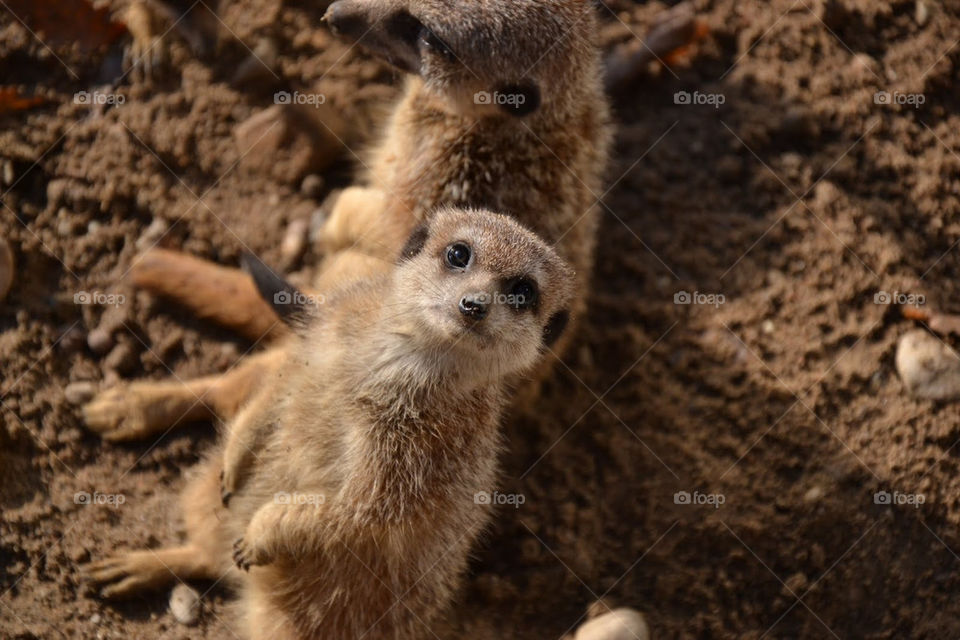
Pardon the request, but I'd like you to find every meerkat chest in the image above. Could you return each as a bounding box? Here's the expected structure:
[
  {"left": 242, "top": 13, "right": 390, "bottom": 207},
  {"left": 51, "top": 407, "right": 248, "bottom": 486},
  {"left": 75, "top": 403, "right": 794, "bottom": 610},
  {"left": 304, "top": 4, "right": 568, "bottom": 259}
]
[{"left": 348, "top": 394, "right": 501, "bottom": 514}]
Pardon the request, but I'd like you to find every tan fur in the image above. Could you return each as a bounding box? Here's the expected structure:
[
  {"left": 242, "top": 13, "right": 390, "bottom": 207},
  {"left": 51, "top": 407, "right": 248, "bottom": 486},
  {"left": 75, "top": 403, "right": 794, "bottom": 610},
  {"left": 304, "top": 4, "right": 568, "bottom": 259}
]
[
  {"left": 84, "top": 0, "right": 610, "bottom": 439},
  {"left": 85, "top": 208, "right": 576, "bottom": 639},
  {"left": 131, "top": 248, "right": 290, "bottom": 342}
]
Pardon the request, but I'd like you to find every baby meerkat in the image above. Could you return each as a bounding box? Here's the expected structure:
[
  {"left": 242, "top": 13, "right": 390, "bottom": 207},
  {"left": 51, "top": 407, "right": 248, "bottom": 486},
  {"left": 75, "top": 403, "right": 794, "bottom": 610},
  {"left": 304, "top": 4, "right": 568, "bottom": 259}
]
[
  {"left": 85, "top": 208, "right": 575, "bottom": 640},
  {"left": 83, "top": 0, "right": 610, "bottom": 440}
]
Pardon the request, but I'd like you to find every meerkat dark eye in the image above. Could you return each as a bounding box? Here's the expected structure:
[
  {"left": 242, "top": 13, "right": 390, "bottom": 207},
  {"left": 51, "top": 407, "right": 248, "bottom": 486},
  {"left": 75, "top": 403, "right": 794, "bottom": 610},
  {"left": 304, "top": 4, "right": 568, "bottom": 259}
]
[
  {"left": 419, "top": 26, "right": 455, "bottom": 61},
  {"left": 507, "top": 278, "right": 538, "bottom": 310},
  {"left": 445, "top": 243, "right": 471, "bottom": 269}
]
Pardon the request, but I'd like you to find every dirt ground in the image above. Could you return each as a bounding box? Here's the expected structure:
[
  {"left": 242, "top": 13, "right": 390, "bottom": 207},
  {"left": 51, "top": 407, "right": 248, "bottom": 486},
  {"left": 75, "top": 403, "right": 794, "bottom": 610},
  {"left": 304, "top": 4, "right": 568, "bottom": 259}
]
[{"left": 3, "top": 0, "right": 960, "bottom": 638}]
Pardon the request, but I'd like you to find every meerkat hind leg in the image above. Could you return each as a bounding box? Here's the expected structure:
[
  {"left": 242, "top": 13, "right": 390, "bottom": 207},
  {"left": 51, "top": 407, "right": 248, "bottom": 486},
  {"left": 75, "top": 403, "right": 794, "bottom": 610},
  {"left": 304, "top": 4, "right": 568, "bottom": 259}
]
[
  {"left": 84, "top": 545, "right": 215, "bottom": 599},
  {"left": 131, "top": 248, "right": 287, "bottom": 343},
  {"left": 82, "top": 348, "right": 286, "bottom": 441}
]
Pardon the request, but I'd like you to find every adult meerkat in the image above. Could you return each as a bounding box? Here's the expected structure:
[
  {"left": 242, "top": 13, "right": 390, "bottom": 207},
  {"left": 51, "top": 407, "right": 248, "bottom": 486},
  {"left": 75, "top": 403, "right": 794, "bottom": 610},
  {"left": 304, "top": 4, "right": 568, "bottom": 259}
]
[
  {"left": 83, "top": 0, "right": 610, "bottom": 441},
  {"left": 85, "top": 208, "right": 575, "bottom": 639}
]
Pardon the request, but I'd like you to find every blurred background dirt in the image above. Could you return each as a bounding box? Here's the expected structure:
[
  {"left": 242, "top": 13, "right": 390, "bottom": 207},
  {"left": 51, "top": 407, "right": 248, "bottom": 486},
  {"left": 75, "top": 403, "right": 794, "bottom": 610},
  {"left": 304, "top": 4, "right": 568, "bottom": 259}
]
[{"left": 2, "top": 0, "right": 960, "bottom": 638}]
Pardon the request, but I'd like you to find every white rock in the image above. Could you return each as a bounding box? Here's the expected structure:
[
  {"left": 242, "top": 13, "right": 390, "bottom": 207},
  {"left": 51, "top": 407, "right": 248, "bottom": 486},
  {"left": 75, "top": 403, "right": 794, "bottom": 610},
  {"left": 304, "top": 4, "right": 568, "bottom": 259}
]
[
  {"left": 135, "top": 217, "right": 169, "bottom": 251},
  {"left": 64, "top": 381, "right": 98, "bottom": 405},
  {"left": 575, "top": 608, "right": 650, "bottom": 640},
  {"left": 896, "top": 329, "right": 960, "bottom": 401},
  {"left": 281, "top": 218, "right": 309, "bottom": 268},
  {"left": 169, "top": 583, "right": 201, "bottom": 626}
]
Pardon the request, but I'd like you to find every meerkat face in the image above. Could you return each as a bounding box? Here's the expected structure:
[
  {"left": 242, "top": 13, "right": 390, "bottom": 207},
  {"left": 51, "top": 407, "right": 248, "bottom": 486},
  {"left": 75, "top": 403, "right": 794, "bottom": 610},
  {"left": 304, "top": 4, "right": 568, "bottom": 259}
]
[
  {"left": 324, "top": 0, "right": 596, "bottom": 119},
  {"left": 395, "top": 207, "right": 575, "bottom": 379}
]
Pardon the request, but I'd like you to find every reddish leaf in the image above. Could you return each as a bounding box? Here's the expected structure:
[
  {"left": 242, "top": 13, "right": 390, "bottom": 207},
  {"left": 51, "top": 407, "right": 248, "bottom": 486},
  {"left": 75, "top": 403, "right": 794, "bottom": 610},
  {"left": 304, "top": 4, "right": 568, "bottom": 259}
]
[{"left": 0, "top": 87, "right": 48, "bottom": 115}]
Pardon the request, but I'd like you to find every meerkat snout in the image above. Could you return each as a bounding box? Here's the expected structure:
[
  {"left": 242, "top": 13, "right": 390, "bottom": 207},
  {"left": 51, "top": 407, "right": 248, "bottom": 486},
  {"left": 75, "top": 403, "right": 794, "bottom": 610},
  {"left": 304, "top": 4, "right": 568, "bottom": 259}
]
[
  {"left": 323, "top": 2, "right": 366, "bottom": 39},
  {"left": 459, "top": 293, "right": 488, "bottom": 320}
]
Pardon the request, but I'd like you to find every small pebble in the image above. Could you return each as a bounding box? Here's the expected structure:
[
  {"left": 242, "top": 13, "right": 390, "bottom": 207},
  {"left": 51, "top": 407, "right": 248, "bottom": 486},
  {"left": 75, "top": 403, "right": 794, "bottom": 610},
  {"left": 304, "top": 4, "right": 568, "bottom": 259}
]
[
  {"left": 281, "top": 218, "right": 309, "bottom": 268},
  {"left": 90, "top": 613, "right": 101, "bottom": 625},
  {"left": 0, "top": 237, "right": 14, "bottom": 302},
  {"left": 169, "top": 583, "right": 201, "bottom": 626},
  {"left": 87, "top": 328, "right": 114, "bottom": 355},
  {"left": 849, "top": 53, "right": 878, "bottom": 79},
  {"left": 58, "top": 325, "right": 87, "bottom": 354},
  {"left": 64, "top": 381, "right": 98, "bottom": 405},
  {"left": 916, "top": 0, "right": 929, "bottom": 26},
  {"left": 804, "top": 485, "right": 824, "bottom": 502},
  {"left": 136, "top": 217, "right": 170, "bottom": 252},
  {"left": 762, "top": 320, "right": 775, "bottom": 334},
  {"left": 231, "top": 38, "right": 279, "bottom": 88},
  {"left": 574, "top": 608, "right": 649, "bottom": 640},
  {"left": 896, "top": 329, "right": 960, "bottom": 401},
  {"left": 104, "top": 342, "right": 138, "bottom": 375},
  {"left": 781, "top": 107, "right": 819, "bottom": 141},
  {"left": 69, "top": 546, "right": 90, "bottom": 563},
  {"left": 300, "top": 174, "right": 325, "bottom": 199}
]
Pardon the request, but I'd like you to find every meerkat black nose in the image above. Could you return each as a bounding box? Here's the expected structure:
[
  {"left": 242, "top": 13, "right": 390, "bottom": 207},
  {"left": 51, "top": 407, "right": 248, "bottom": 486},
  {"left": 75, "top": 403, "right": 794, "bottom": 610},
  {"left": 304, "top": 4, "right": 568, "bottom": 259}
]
[
  {"left": 324, "top": 1, "right": 366, "bottom": 39},
  {"left": 459, "top": 294, "right": 488, "bottom": 320}
]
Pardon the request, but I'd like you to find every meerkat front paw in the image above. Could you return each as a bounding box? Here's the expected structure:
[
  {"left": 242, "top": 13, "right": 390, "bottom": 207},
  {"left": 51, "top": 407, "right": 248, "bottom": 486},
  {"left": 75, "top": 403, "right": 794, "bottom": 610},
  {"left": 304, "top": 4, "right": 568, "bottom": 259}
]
[{"left": 232, "top": 537, "right": 271, "bottom": 571}]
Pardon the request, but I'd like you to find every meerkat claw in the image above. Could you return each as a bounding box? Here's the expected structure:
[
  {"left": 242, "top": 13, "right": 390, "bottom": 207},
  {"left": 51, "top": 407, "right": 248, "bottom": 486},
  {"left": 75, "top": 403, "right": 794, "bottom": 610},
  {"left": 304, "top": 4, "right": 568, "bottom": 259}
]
[
  {"left": 232, "top": 538, "right": 256, "bottom": 571},
  {"left": 219, "top": 470, "right": 233, "bottom": 507}
]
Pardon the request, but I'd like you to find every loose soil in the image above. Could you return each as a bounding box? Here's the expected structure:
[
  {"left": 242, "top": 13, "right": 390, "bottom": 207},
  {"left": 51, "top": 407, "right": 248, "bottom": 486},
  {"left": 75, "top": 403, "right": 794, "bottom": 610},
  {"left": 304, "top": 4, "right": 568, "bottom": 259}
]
[{"left": 2, "top": 0, "right": 960, "bottom": 638}]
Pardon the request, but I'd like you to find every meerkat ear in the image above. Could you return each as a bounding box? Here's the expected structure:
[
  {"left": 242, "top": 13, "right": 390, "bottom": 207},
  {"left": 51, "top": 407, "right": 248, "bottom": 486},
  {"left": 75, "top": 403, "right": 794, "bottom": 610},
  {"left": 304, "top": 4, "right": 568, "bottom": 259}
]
[
  {"left": 542, "top": 309, "right": 570, "bottom": 347},
  {"left": 495, "top": 81, "right": 541, "bottom": 118},
  {"left": 240, "top": 252, "right": 310, "bottom": 326},
  {"left": 399, "top": 223, "right": 430, "bottom": 262}
]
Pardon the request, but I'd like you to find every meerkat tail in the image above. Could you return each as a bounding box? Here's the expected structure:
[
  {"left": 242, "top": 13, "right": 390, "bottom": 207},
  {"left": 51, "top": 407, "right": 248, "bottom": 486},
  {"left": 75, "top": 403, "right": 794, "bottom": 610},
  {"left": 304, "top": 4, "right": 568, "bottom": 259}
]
[{"left": 130, "top": 249, "right": 288, "bottom": 342}]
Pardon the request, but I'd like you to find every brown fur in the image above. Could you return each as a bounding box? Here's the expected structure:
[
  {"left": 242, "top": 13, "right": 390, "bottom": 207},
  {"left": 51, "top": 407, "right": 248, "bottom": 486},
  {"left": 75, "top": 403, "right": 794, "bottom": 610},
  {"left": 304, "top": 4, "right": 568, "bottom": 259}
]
[
  {"left": 84, "top": 0, "right": 610, "bottom": 440},
  {"left": 85, "top": 208, "right": 576, "bottom": 639}
]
